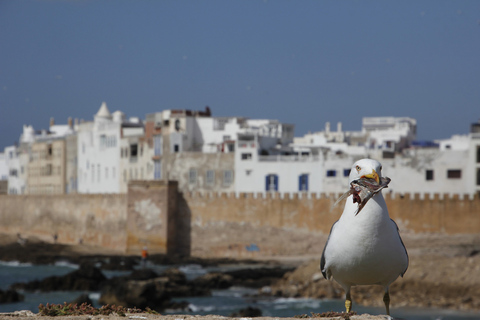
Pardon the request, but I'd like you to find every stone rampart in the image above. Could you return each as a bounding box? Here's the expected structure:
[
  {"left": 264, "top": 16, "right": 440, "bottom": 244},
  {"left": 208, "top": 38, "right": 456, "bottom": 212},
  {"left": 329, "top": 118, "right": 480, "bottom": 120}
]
[
  {"left": 126, "top": 180, "right": 187, "bottom": 255},
  {"left": 0, "top": 188, "right": 479, "bottom": 256},
  {"left": 0, "top": 193, "right": 127, "bottom": 250},
  {"left": 184, "top": 191, "right": 480, "bottom": 234}
]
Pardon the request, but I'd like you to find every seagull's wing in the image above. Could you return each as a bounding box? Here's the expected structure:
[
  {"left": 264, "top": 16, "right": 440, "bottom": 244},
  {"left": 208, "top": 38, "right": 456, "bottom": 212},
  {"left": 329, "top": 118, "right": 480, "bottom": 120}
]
[
  {"left": 390, "top": 218, "right": 409, "bottom": 276},
  {"left": 320, "top": 220, "right": 338, "bottom": 279}
]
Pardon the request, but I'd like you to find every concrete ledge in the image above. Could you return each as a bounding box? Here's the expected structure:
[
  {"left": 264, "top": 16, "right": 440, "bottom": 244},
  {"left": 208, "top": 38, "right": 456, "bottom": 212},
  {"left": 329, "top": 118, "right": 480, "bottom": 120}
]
[{"left": 0, "top": 312, "right": 389, "bottom": 320}]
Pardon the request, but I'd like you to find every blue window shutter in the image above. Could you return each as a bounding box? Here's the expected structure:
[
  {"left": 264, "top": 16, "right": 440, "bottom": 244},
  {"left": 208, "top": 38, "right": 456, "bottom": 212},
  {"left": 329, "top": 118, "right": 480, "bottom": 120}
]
[
  {"left": 274, "top": 175, "right": 278, "bottom": 191},
  {"left": 299, "top": 174, "right": 309, "bottom": 191},
  {"left": 265, "top": 175, "right": 269, "bottom": 191}
]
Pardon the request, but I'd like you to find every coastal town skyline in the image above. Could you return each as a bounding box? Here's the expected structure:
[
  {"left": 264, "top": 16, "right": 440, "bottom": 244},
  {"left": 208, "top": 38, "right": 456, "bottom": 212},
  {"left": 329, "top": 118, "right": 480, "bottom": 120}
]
[
  {"left": 1, "top": 1, "right": 480, "bottom": 150},
  {"left": 1, "top": 101, "right": 477, "bottom": 150}
]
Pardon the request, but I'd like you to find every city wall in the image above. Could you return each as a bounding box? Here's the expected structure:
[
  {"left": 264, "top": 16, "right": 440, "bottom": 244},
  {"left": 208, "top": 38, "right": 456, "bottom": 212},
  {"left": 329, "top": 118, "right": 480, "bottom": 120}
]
[
  {"left": 0, "top": 193, "right": 127, "bottom": 250},
  {"left": 0, "top": 184, "right": 479, "bottom": 256},
  {"left": 184, "top": 191, "right": 480, "bottom": 235}
]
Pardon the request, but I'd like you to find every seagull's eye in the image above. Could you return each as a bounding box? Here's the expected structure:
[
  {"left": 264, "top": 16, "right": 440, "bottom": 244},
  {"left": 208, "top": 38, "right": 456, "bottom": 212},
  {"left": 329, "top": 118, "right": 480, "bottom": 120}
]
[
  {"left": 355, "top": 165, "right": 361, "bottom": 172},
  {"left": 379, "top": 166, "right": 382, "bottom": 171}
]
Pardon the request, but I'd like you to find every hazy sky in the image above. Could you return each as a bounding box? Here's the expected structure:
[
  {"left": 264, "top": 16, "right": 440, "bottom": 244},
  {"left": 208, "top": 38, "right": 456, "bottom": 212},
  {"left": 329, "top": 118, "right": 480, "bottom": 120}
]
[{"left": 1, "top": 0, "right": 479, "bottom": 150}]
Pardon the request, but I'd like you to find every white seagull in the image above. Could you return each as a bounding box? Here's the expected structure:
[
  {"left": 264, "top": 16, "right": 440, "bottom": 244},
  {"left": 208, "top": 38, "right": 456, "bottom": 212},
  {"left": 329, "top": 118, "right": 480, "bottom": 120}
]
[{"left": 321, "top": 158, "right": 408, "bottom": 316}]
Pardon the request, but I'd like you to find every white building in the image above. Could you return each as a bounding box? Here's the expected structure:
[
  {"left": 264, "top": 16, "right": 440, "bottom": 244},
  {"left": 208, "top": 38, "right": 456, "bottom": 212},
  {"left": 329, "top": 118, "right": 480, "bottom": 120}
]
[
  {"left": 145, "top": 108, "right": 297, "bottom": 194},
  {"left": 4, "top": 145, "right": 29, "bottom": 195},
  {"left": 362, "top": 117, "right": 417, "bottom": 152},
  {"left": 6, "top": 105, "right": 479, "bottom": 198},
  {"left": 234, "top": 121, "right": 324, "bottom": 194},
  {"left": 119, "top": 114, "right": 153, "bottom": 193},
  {"left": 0, "top": 152, "right": 7, "bottom": 194},
  {"left": 236, "top": 116, "right": 480, "bottom": 198},
  {"left": 77, "top": 102, "right": 148, "bottom": 194},
  {"left": 149, "top": 108, "right": 240, "bottom": 193},
  {"left": 0, "top": 152, "right": 7, "bottom": 181}
]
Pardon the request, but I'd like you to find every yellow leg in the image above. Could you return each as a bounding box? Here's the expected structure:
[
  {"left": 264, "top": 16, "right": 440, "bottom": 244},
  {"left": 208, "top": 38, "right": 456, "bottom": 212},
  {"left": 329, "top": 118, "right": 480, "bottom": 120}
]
[
  {"left": 345, "top": 291, "right": 352, "bottom": 313},
  {"left": 383, "top": 291, "right": 390, "bottom": 316}
]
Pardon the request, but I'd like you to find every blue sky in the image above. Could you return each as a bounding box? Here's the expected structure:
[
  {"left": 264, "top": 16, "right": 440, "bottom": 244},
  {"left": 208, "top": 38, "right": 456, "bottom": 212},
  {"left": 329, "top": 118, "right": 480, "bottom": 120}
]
[{"left": 1, "top": 0, "right": 479, "bottom": 150}]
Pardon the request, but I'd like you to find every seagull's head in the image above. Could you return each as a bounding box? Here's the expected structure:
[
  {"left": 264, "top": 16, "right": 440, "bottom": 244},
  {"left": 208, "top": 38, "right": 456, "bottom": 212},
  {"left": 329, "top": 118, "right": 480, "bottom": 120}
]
[{"left": 348, "top": 158, "right": 382, "bottom": 184}]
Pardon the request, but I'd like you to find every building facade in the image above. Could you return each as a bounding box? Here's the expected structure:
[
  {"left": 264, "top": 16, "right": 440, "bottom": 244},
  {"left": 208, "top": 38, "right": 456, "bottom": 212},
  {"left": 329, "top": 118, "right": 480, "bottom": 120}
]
[
  {"left": 77, "top": 102, "right": 153, "bottom": 194},
  {"left": 27, "top": 118, "right": 77, "bottom": 195},
  {"left": 3, "top": 103, "right": 479, "bottom": 198}
]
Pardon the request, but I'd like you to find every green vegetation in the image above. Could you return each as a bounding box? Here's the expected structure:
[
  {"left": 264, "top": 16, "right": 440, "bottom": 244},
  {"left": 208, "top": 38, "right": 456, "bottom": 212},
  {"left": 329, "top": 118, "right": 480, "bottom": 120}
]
[
  {"left": 38, "top": 302, "right": 159, "bottom": 317},
  {"left": 295, "top": 311, "right": 358, "bottom": 319}
]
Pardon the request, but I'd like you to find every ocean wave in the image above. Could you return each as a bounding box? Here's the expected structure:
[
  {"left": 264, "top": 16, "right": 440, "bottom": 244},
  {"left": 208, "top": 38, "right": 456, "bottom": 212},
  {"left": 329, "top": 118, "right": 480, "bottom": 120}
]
[
  {"left": 0, "top": 260, "right": 33, "bottom": 267},
  {"left": 179, "top": 264, "right": 208, "bottom": 281},
  {"left": 187, "top": 303, "right": 216, "bottom": 313},
  {"left": 88, "top": 292, "right": 100, "bottom": 301},
  {"left": 54, "top": 260, "right": 79, "bottom": 269},
  {"left": 212, "top": 287, "right": 257, "bottom": 298},
  {"left": 259, "top": 297, "right": 322, "bottom": 310}
]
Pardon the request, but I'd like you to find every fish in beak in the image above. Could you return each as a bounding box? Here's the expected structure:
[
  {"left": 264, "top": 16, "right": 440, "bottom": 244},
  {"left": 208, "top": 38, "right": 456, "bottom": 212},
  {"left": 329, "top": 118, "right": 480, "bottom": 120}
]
[
  {"left": 333, "top": 174, "right": 391, "bottom": 215},
  {"left": 362, "top": 169, "right": 380, "bottom": 184}
]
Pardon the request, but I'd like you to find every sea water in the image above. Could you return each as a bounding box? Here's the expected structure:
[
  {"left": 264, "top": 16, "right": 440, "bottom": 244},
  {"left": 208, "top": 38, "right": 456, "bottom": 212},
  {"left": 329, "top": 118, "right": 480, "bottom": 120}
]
[{"left": 0, "top": 261, "right": 479, "bottom": 320}]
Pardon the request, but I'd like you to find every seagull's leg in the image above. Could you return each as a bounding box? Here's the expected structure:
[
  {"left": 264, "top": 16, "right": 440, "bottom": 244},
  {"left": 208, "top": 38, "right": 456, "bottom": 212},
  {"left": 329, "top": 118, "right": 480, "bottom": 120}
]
[
  {"left": 383, "top": 288, "right": 390, "bottom": 316},
  {"left": 345, "top": 288, "right": 352, "bottom": 313}
]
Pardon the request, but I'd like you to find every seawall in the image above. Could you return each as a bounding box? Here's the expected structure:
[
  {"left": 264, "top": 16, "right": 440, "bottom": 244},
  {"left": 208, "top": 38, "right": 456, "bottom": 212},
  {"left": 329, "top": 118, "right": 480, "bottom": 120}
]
[
  {"left": 0, "top": 182, "right": 479, "bottom": 255},
  {"left": 184, "top": 191, "right": 480, "bottom": 234},
  {"left": 0, "top": 193, "right": 127, "bottom": 250}
]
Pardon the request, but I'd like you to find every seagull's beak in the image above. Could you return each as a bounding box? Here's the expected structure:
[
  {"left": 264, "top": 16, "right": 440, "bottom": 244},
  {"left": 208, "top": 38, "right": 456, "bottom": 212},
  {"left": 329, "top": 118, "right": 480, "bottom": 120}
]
[{"left": 362, "top": 169, "right": 380, "bottom": 184}]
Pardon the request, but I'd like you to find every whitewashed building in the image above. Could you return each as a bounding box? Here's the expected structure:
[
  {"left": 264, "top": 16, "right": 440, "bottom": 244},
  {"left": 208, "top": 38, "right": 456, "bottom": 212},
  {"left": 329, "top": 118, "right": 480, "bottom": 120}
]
[
  {"left": 77, "top": 102, "right": 149, "bottom": 194},
  {"left": 118, "top": 113, "right": 153, "bottom": 193},
  {"left": 0, "top": 152, "right": 7, "bottom": 194},
  {"left": 145, "top": 107, "right": 298, "bottom": 194},
  {"left": 148, "top": 108, "right": 238, "bottom": 193},
  {"left": 237, "top": 116, "right": 480, "bottom": 198},
  {"left": 5, "top": 104, "right": 479, "bottom": 198},
  {"left": 0, "top": 152, "right": 7, "bottom": 181},
  {"left": 4, "top": 146, "right": 29, "bottom": 195}
]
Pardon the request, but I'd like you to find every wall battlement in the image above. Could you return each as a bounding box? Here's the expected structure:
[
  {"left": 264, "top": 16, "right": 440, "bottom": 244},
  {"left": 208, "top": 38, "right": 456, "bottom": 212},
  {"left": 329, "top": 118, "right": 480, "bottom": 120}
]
[{"left": 182, "top": 191, "right": 480, "bottom": 201}]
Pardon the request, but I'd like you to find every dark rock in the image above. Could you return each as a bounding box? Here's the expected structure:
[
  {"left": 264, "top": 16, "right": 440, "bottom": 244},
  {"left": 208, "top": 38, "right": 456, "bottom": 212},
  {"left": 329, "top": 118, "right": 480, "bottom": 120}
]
[
  {"left": 126, "top": 268, "right": 159, "bottom": 281},
  {"left": 225, "top": 267, "right": 295, "bottom": 288},
  {"left": 468, "top": 249, "right": 479, "bottom": 257},
  {"left": 69, "top": 293, "right": 93, "bottom": 305},
  {"left": 10, "top": 263, "right": 106, "bottom": 292},
  {"left": 163, "top": 300, "right": 190, "bottom": 311},
  {"left": 192, "top": 272, "right": 233, "bottom": 289},
  {"left": 160, "top": 268, "right": 187, "bottom": 285},
  {"left": 99, "top": 268, "right": 210, "bottom": 312},
  {"left": 100, "top": 278, "right": 163, "bottom": 310},
  {"left": 100, "top": 256, "right": 137, "bottom": 271},
  {"left": 0, "top": 289, "right": 24, "bottom": 304},
  {"left": 230, "top": 306, "right": 263, "bottom": 317}
]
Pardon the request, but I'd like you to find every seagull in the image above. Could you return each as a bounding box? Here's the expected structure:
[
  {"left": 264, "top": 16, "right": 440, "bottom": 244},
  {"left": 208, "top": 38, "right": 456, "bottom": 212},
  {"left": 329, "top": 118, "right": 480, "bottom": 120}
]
[{"left": 321, "top": 158, "right": 408, "bottom": 316}]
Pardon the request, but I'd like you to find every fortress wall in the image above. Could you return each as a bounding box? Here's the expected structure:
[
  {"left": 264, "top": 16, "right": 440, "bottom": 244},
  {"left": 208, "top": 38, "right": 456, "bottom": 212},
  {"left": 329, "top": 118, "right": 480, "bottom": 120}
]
[
  {"left": 0, "top": 189, "right": 478, "bottom": 256},
  {"left": 185, "top": 191, "right": 480, "bottom": 234},
  {"left": 0, "top": 194, "right": 127, "bottom": 251}
]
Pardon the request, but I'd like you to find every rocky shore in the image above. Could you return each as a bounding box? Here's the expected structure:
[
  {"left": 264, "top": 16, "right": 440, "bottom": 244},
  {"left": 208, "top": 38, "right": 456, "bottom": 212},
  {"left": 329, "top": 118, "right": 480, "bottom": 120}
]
[{"left": 1, "top": 232, "right": 480, "bottom": 318}]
